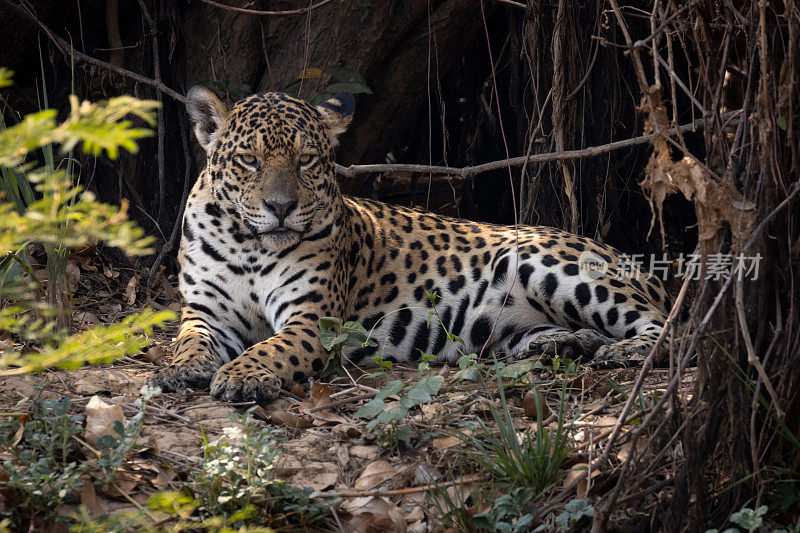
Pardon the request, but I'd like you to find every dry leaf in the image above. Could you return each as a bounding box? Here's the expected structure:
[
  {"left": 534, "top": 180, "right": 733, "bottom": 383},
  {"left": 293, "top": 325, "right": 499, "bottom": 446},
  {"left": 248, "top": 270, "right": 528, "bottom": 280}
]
[
  {"left": 569, "top": 373, "right": 598, "bottom": 393},
  {"left": 124, "top": 276, "right": 138, "bottom": 305},
  {"left": 84, "top": 396, "right": 125, "bottom": 447},
  {"left": 639, "top": 87, "right": 753, "bottom": 255},
  {"left": 432, "top": 435, "right": 461, "bottom": 450},
  {"left": 150, "top": 466, "right": 177, "bottom": 490},
  {"left": 267, "top": 409, "right": 312, "bottom": 429},
  {"left": 592, "top": 416, "right": 620, "bottom": 433},
  {"left": 413, "top": 463, "right": 440, "bottom": 485},
  {"left": 290, "top": 383, "right": 307, "bottom": 398},
  {"left": 309, "top": 382, "right": 333, "bottom": 406},
  {"left": 75, "top": 311, "right": 100, "bottom": 325},
  {"left": 354, "top": 460, "right": 397, "bottom": 491},
  {"left": 350, "top": 445, "right": 382, "bottom": 460},
  {"left": 617, "top": 436, "right": 647, "bottom": 463},
  {"left": 300, "top": 383, "right": 346, "bottom": 425},
  {"left": 75, "top": 377, "right": 105, "bottom": 396},
  {"left": 430, "top": 483, "right": 473, "bottom": 514},
  {"left": 66, "top": 262, "right": 81, "bottom": 293},
  {"left": 141, "top": 345, "right": 168, "bottom": 366},
  {"left": 73, "top": 241, "right": 97, "bottom": 257},
  {"left": 523, "top": 389, "right": 551, "bottom": 419},
  {"left": 80, "top": 477, "right": 104, "bottom": 517},
  {"left": 563, "top": 463, "right": 600, "bottom": 498},
  {"left": 0, "top": 466, "right": 19, "bottom": 509},
  {"left": 333, "top": 424, "right": 362, "bottom": 439},
  {"left": 10, "top": 413, "right": 31, "bottom": 447},
  {"left": 342, "top": 496, "right": 407, "bottom": 533},
  {"left": 288, "top": 461, "right": 339, "bottom": 491},
  {"left": 421, "top": 402, "right": 444, "bottom": 420}
]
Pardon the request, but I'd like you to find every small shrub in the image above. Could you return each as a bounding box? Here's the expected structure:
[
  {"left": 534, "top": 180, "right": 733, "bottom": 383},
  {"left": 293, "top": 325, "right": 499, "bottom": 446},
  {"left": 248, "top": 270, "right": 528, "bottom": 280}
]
[{"left": 153, "top": 407, "right": 327, "bottom": 529}]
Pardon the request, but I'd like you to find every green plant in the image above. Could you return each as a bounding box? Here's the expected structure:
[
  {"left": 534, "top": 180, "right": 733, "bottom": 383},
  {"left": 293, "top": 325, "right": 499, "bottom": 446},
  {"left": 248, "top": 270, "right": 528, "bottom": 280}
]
[
  {"left": 0, "top": 395, "right": 86, "bottom": 528},
  {"left": 0, "top": 70, "right": 174, "bottom": 528},
  {"left": 0, "top": 70, "right": 173, "bottom": 375},
  {"left": 546, "top": 498, "right": 595, "bottom": 532},
  {"left": 166, "top": 407, "right": 326, "bottom": 529},
  {"left": 459, "top": 374, "right": 571, "bottom": 493},
  {"left": 471, "top": 487, "right": 538, "bottom": 533},
  {"left": 95, "top": 385, "right": 159, "bottom": 485},
  {"left": 729, "top": 506, "right": 768, "bottom": 532},
  {"left": 0, "top": 386, "right": 156, "bottom": 530},
  {"left": 285, "top": 65, "right": 372, "bottom": 105},
  {"left": 318, "top": 316, "right": 377, "bottom": 377},
  {"left": 705, "top": 504, "right": 774, "bottom": 533},
  {"left": 355, "top": 350, "right": 445, "bottom": 446}
]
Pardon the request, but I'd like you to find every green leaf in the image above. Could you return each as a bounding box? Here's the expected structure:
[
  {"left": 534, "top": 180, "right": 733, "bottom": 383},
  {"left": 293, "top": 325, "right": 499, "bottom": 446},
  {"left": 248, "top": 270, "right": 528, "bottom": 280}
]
[
  {"left": 324, "top": 65, "right": 368, "bottom": 85},
  {"left": 226, "top": 504, "right": 259, "bottom": 523},
  {"left": 454, "top": 363, "right": 483, "bottom": 381},
  {"left": 777, "top": 116, "right": 787, "bottom": 131},
  {"left": 319, "top": 316, "right": 342, "bottom": 330},
  {"left": 405, "top": 374, "right": 444, "bottom": 406},
  {"left": 148, "top": 491, "right": 199, "bottom": 515},
  {"left": 320, "top": 328, "right": 338, "bottom": 351},
  {"left": 333, "top": 332, "right": 348, "bottom": 345},
  {"left": 426, "top": 290, "right": 440, "bottom": 306},
  {"left": 378, "top": 406, "right": 407, "bottom": 424},
  {"left": 372, "top": 355, "right": 392, "bottom": 370},
  {"left": 342, "top": 321, "right": 367, "bottom": 333},
  {"left": 457, "top": 353, "right": 477, "bottom": 369},
  {"left": 355, "top": 398, "right": 385, "bottom": 418},
  {"left": 375, "top": 380, "right": 405, "bottom": 400},
  {"left": 325, "top": 81, "right": 373, "bottom": 95},
  {"left": 500, "top": 360, "right": 538, "bottom": 379},
  {"left": 447, "top": 333, "right": 465, "bottom": 346},
  {"left": 341, "top": 331, "right": 370, "bottom": 347},
  {"left": 395, "top": 424, "right": 411, "bottom": 444},
  {"left": 0, "top": 68, "right": 13, "bottom": 89}
]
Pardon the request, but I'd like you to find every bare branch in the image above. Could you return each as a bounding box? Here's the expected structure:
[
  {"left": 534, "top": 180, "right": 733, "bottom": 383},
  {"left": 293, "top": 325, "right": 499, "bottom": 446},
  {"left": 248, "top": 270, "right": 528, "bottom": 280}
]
[
  {"left": 335, "top": 110, "right": 740, "bottom": 178},
  {"left": 3, "top": 0, "right": 185, "bottom": 103},
  {"left": 198, "top": 0, "right": 333, "bottom": 16}
]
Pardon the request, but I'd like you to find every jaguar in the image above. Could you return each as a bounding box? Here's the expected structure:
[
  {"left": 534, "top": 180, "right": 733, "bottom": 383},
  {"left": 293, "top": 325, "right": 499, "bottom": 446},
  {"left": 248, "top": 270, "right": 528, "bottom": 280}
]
[{"left": 148, "top": 86, "right": 671, "bottom": 403}]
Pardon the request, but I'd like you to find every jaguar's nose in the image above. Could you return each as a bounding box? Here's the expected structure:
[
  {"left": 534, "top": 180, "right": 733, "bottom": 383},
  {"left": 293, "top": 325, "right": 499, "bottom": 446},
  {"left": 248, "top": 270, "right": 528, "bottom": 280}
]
[{"left": 263, "top": 200, "right": 297, "bottom": 224}]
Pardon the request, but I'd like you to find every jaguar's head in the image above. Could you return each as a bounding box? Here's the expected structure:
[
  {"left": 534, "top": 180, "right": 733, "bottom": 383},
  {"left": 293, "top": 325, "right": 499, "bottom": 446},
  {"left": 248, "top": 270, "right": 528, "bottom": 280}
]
[{"left": 186, "top": 87, "right": 353, "bottom": 244}]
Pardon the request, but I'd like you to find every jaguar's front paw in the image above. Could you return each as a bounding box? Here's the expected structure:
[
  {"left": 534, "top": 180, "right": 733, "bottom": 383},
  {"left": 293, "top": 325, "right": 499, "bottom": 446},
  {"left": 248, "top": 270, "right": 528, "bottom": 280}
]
[
  {"left": 148, "top": 356, "right": 219, "bottom": 393},
  {"left": 210, "top": 357, "right": 283, "bottom": 404}
]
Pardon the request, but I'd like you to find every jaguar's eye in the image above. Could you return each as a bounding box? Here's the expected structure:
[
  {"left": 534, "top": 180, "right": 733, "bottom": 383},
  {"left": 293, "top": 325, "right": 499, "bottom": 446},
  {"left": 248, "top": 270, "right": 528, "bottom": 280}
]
[
  {"left": 298, "top": 153, "right": 315, "bottom": 167},
  {"left": 236, "top": 154, "right": 259, "bottom": 169}
]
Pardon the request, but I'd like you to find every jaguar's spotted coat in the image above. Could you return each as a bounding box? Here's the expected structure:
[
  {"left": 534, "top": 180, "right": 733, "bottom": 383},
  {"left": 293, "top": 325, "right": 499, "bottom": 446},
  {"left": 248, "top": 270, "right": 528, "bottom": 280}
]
[{"left": 149, "top": 87, "right": 671, "bottom": 403}]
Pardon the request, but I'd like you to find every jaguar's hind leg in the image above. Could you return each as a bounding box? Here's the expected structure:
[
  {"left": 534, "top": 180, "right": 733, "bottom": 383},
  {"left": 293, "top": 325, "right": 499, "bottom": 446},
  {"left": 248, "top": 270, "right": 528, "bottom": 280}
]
[
  {"left": 523, "top": 328, "right": 617, "bottom": 360},
  {"left": 504, "top": 324, "right": 612, "bottom": 360},
  {"left": 591, "top": 330, "right": 666, "bottom": 368}
]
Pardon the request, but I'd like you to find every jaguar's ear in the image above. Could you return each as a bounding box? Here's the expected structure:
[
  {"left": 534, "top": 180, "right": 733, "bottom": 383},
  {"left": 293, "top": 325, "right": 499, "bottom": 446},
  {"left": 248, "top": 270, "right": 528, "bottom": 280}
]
[
  {"left": 315, "top": 92, "right": 354, "bottom": 145},
  {"left": 186, "top": 86, "right": 229, "bottom": 152}
]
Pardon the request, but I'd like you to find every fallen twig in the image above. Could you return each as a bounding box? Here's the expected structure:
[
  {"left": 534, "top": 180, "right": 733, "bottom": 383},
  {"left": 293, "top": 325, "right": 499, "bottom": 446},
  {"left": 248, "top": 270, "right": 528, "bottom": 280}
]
[
  {"left": 316, "top": 474, "right": 488, "bottom": 498},
  {"left": 302, "top": 392, "right": 376, "bottom": 414}
]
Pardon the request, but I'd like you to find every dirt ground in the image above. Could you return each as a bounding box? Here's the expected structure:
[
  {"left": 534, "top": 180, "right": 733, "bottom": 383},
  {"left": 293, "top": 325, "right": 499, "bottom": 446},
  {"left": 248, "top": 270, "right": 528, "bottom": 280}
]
[{"left": 0, "top": 328, "right": 694, "bottom": 531}]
